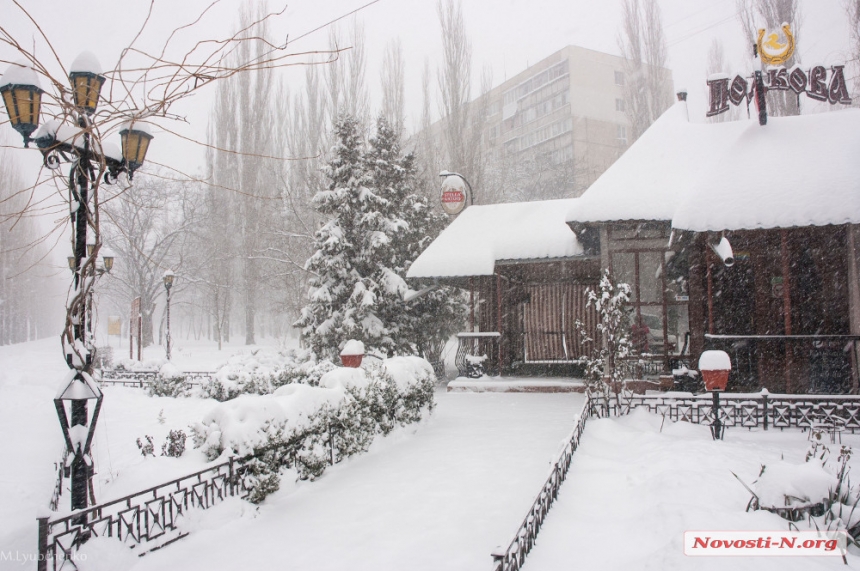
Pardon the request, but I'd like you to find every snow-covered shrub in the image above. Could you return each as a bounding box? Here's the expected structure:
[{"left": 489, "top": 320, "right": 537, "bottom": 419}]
[
  {"left": 192, "top": 356, "right": 436, "bottom": 502},
  {"left": 576, "top": 269, "right": 633, "bottom": 408},
  {"left": 161, "top": 429, "right": 187, "bottom": 457},
  {"left": 147, "top": 363, "right": 191, "bottom": 397},
  {"left": 736, "top": 440, "right": 860, "bottom": 544},
  {"left": 200, "top": 348, "right": 337, "bottom": 401},
  {"left": 114, "top": 357, "right": 166, "bottom": 372},
  {"left": 136, "top": 435, "right": 155, "bottom": 457}
]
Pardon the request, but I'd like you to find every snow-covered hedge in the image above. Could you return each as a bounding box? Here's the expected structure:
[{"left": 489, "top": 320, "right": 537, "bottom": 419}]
[
  {"left": 191, "top": 356, "right": 435, "bottom": 502},
  {"left": 199, "top": 348, "right": 336, "bottom": 401},
  {"left": 147, "top": 362, "right": 191, "bottom": 397}
]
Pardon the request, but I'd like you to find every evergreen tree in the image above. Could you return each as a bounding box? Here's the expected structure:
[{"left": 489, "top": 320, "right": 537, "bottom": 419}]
[
  {"left": 366, "top": 115, "right": 465, "bottom": 364},
  {"left": 297, "top": 114, "right": 465, "bottom": 364},
  {"left": 296, "top": 114, "right": 394, "bottom": 359}
]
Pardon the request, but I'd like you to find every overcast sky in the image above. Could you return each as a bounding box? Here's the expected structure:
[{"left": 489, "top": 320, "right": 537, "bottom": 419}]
[{"left": 1, "top": 0, "right": 852, "bottom": 183}]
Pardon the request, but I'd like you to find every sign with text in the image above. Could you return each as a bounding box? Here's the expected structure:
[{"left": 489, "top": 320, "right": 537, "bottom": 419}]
[
  {"left": 707, "top": 24, "right": 851, "bottom": 119},
  {"left": 440, "top": 174, "right": 468, "bottom": 216}
]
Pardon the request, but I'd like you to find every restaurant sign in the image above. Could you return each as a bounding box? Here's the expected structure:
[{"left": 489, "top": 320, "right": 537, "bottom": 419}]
[
  {"left": 707, "top": 24, "right": 851, "bottom": 119},
  {"left": 440, "top": 173, "right": 468, "bottom": 216}
]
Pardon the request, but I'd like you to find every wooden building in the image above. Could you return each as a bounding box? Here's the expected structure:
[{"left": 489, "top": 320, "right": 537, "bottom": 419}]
[{"left": 411, "top": 101, "right": 860, "bottom": 392}]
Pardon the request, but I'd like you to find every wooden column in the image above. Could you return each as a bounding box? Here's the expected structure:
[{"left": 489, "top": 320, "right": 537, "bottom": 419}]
[
  {"left": 469, "top": 277, "right": 475, "bottom": 331},
  {"left": 706, "top": 240, "right": 714, "bottom": 335},
  {"left": 496, "top": 271, "right": 504, "bottom": 373},
  {"left": 688, "top": 233, "right": 707, "bottom": 361},
  {"left": 780, "top": 229, "right": 792, "bottom": 393}
]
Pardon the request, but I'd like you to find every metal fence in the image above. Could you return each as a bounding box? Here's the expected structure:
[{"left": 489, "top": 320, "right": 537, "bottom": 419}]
[
  {"left": 491, "top": 398, "right": 591, "bottom": 571},
  {"left": 490, "top": 390, "right": 860, "bottom": 571},
  {"left": 97, "top": 369, "right": 213, "bottom": 388},
  {"left": 593, "top": 391, "right": 860, "bottom": 431},
  {"left": 38, "top": 458, "right": 246, "bottom": 571}
]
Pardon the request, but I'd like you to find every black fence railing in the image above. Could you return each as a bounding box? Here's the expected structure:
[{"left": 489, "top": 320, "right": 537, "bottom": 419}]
[
  {"left": 48, "top": 450, "right": 69, "bottom": 512},
  {"left": 592, "top": 390, "right": 860, "bottom": 431},
  {"left": 491, "top": 398, "right": 591, "bottom": 571},
  {"left": 490, "top": 390, "right": 860, "bottom": 571},
  {"left": 37, "top": 458, "right": 246, "bottom": 571},
  {"left": 97, "top": 369, "right": 213, "bottom": 387}
]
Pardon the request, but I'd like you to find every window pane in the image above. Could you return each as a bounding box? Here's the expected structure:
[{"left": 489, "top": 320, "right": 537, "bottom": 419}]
[
  {"left": 639, "top": 252, "right": 662, "bottom": 303},
  {"left": 612, "top": 252, "right": 636, "bottom": 296}
]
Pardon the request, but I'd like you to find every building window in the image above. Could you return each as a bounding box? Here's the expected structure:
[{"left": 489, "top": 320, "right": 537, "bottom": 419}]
[
  {"left": 615, "top": 98, "right": 626, "bottom": 112},
  {"left": 617, "top": 125, "right": 628, "bottom": 144},
  {"left": 615, "top": 71, "right": 624, "bottom": 86}
]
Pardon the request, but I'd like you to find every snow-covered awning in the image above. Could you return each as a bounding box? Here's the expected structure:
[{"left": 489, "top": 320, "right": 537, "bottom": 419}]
[
  {"left": 566, "top": 102, "right": 860, "bottom": 232},
  {"left": 407, "top": 198, "right": 583, "bottom": 279}
]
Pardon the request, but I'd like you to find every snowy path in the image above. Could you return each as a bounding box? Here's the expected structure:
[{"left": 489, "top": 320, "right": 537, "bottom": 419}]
[
  {"left": 115, "top": 391, "right": 584, "bottom": 571},
  {"left": 525, "top": 409, "right": 858, "bottom": 571}
]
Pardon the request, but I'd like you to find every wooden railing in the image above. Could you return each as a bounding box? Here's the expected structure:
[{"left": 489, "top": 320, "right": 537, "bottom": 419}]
[{"left": 491, "top": 398, "right": 592, "bottom": 571}]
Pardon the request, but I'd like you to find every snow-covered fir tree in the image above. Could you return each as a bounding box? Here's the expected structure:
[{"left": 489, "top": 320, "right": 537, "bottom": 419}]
[
  {"left": 366, "top": 116, "right": 465, "bottom": 361},
  {"left": 297, "top": 114, "right": 464, "bottom": 362}
]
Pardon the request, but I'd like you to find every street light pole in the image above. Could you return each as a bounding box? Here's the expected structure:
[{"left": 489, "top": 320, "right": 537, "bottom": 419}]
[
  {"left": 163, "top": 270, "right": 175, "bottom": 361},
  {"left": 1, "top": 54, "right": 153, "bottom": 518}
]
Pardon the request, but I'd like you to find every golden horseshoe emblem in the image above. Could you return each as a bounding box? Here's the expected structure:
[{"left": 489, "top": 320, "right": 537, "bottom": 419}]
[{"left": 756, "top": 24, "right": 795, "bottom": 66}]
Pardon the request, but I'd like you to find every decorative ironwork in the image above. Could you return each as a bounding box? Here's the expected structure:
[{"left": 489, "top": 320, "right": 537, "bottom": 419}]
[
  {"left": 593, "top": 391, "right": 860, "bottom": 432},
  {"left": 37, "top": 458, "right": 246, "bottom": 571},
  {"left": 98, "top": 369, "right": 212, "bottom": 388},
  {"left": 490, "top": 391, "right": 860, "bottom": 571},
  {"left": 48, "top": 449, "right": 70, "bottom": 512},
  {"left": 491, "top": 399, "right": 591, "bottom": 571}
]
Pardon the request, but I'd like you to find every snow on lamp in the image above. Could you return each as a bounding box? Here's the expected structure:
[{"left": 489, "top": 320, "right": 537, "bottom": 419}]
[
  {"left": 699, "top": 350, "right": 731, "bottom": 391},
  {"left": 54, "top": 370, "right": 103, "bottom": 511},
  {"left": 0, "top": 61, "right": 43, "bottom": 146},
  {"left": 68, "top": 52, "right": 105, "bottom": 115},
  {"left": 340, "top": 339, "right": 365, "bottom": 368}
]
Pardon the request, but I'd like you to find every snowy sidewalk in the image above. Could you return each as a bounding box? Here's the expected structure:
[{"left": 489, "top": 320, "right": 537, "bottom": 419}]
[
  {"left": 115, "top": 391, "right": 584, "bottom": 571},
  {"left": 524, "top": 409, "right": 858, "bottom": 571}
]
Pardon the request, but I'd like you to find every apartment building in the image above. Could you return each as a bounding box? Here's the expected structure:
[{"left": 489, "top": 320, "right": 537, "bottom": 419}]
[{"left": 443, "top": 45, "right": 674, "bottom": 201}]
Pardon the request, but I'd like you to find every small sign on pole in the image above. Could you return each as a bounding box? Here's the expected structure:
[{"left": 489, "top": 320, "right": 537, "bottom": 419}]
[{"left": 440, "top": 172, "right": 469, "bottom": 216}]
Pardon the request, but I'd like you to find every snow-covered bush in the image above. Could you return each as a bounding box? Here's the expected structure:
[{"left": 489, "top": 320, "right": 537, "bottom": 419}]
[
  {"left": 200, "top": 348, "right": 337, "bottom": 401},
  {"left": 736, "top": 439, "right": 860, "bottom": 544},
  {"left": 191, "top": 356, "right": 436, "bottom": 502},
  {"left": 576, "top": 269, "right": 633, "bottom": 408},
  {"left": 161, "top": 429, "right": 187, "bottom": 457},
  {"left": 147, "top": 362, "right": 191, "bottom": 397}
]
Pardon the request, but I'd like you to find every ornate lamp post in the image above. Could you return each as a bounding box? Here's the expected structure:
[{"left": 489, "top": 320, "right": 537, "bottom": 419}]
[
  {"left": 163, "top": 270, "right": 175, "bottom": 361},
  {"left": 1, "top": 54, "right": 153, "bottom": 517}
]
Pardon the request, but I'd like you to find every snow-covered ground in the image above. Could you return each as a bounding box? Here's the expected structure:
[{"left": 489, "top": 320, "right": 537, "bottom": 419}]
[
  {"left": 526, "top": 409, "right": 860, "bottom": 570},
  {"left": 0, "top": 337, "right": 583, "bottom": 571}
]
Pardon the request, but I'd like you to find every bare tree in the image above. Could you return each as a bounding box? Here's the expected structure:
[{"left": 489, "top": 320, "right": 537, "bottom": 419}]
[
  {"left": 618, "top": 0, "right": 671, "bottom": 142},
  {"left": 737, "top": 0, "right": 802, "bottom": 116},
  {"left": 437, "top": 0, "right": 472, "bottom": 177},
  {"left": 0, "top": 147, "right": 61, "bottom": 344},
  {"left": 380, "top": 39, "right": 406, "bottom": 137},
  {"left": 846, "top": 0, "right": 860, "bottom": 98},
  {"left": 101, "top": 174, "right": 193, "bottom": 347}
]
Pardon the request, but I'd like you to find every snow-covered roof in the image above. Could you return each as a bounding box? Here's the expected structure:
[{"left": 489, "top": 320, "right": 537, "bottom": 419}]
[
  {"left": 407, "top": 198, "right": 583, "bottom": 279},
  {"left": 567, "top": 102, "right": 860, "bottom": 231}
]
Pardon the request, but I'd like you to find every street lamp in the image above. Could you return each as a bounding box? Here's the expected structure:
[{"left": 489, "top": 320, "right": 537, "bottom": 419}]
[
  {"left": 163, "top": 270, "right": 175, "bottom": 361},
  {"left": 1, "top": 54, "right": 153, "bottom": 517}
]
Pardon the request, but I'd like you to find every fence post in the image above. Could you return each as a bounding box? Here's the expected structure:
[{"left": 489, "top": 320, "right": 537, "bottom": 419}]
[
  {"left": 762, "top": 391, "right": 769, "bottom": 431},
  {"left": 37, "top": 517, "right": 48, "bottom": 571},
  {"left": 228, "top": 456, "right": 235, "bottom": 496},
  {"left": 328, "top": 423, "right": 335, "bottom": 465}
]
